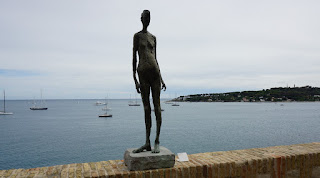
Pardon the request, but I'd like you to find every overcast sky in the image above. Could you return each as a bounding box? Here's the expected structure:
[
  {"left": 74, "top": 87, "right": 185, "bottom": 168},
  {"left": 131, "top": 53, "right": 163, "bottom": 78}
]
[{"left": 1, "top": 0, "right": 320, "bottom": 99}]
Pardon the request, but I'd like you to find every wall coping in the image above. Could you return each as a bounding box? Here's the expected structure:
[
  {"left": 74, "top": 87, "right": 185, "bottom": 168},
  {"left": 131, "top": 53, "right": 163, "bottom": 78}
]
[{"left": 1, "top": 142, "right": 320, "bottom": 177}]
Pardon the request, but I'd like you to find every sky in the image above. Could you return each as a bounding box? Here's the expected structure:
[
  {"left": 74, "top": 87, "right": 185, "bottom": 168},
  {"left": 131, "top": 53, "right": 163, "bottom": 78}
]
[{"left": 1, "top": 0, "right": 320, "bottom": 99}]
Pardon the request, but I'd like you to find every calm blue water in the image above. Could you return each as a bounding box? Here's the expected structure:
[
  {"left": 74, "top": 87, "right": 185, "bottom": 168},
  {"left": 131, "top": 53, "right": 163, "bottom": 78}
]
[{"left": 0, "top": 100, "right": 320, "bottom": 170}]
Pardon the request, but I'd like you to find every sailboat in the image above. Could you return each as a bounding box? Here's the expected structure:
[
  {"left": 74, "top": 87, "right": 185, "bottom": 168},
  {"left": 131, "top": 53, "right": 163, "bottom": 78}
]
[
  {"left": 128, "top": 94, "right": 140, "bottom": 106},
  {"left": 94, "top": 101, "right": 106, "bottom": 106},
  {"left": 30, "top": 90, "right": 48, "bottom": 110},
  {"left": 102, "top": 97, "right": 111, "bottom": 111},
  {"left": 0, "top": 90, "right": 13, "bottom": 115},
  {"left": 99, "top": 97, "right": 112, "bottom": 117},
  {"left": 99, "top": 108, "right": 112, "bottom": 117}
]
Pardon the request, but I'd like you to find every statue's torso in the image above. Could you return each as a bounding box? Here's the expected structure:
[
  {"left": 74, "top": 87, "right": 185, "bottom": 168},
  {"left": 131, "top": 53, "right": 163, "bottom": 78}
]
[{"left": 136, "top": 31, "right": 159, "bottom": 74}]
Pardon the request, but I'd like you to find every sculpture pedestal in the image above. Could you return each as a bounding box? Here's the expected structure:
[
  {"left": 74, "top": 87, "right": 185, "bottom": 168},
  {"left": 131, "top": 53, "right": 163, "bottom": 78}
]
[{"left": 124, "top": 146, "right": 175, "bottom": 171}]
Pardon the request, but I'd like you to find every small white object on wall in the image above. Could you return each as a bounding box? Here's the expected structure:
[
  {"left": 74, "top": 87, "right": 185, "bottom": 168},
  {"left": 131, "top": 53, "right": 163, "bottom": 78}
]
[{"left": 177, "top": 152, "right": 189, "bottom": 162}]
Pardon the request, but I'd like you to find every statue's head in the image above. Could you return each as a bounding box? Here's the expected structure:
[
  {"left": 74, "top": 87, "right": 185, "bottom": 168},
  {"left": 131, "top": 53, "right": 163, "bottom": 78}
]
[{"left": 141, "top": 10, "right": 150, "bottom": 28}]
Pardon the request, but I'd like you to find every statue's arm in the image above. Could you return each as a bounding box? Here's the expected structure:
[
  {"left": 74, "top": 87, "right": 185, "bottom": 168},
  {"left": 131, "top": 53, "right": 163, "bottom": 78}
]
[
  {"left": 154, "top": 37, "right": 166, "bottom": 91},
  {"left": 133, "top": 33, "right": 141, "bottom": 93}
]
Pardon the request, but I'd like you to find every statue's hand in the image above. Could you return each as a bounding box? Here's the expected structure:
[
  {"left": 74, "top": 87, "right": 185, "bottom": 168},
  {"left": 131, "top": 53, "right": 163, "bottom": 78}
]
[
  {"left": 135, "top": 82, "right": 141, "bottom": 93},
  {"left": 161, "top": 82, "right": 166, "bottom": 91}
]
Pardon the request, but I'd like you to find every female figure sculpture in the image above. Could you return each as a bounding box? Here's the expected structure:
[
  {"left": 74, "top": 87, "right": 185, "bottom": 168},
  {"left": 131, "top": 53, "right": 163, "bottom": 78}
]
[{"left": 132, "top": 10, "right": 166, "bottom": 153}]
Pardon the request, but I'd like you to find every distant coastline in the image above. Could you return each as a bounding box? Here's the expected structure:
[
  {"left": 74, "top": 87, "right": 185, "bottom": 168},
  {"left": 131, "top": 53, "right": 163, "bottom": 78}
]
[{"left": 173, "top": 85, "right": 320, "bottom": 102}]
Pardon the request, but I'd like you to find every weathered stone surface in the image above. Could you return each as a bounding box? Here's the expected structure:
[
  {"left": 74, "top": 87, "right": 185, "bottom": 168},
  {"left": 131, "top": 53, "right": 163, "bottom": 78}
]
[
  {"left": 124, "top": 146, "right": 175, "bottom": 171},
  {"left": 2, "top": 142, "right": 320, "bottom": 177}
]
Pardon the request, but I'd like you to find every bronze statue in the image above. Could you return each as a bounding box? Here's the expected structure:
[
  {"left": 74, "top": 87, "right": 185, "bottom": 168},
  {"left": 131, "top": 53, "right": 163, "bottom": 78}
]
[{"left": 132, "top": 10, "right": 166, "bottom": 153}]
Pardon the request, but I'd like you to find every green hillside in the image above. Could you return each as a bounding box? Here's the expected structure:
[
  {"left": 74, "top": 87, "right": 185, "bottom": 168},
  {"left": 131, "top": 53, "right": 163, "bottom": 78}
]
[{"left": 174, "top": 86, "right": 320, "bottom": 102}]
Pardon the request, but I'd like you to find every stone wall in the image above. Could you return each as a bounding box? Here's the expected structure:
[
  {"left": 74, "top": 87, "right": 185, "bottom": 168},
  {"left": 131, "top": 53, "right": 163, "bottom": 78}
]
[{"left": 1, "top": 142, "right": 320, "bottom": 177}]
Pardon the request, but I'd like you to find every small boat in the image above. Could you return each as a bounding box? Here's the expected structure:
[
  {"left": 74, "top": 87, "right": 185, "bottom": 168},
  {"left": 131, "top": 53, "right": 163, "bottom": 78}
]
[
  {"left": 102, "top": 99, "right": 111, "bottom": 111},
  {"left": 102, "top": 106, "right": 111, "bottom": 111},
  {"left": 99, "top": 96, "right": 112, "bottom": 117},
  {"left": 30, "top": 107, "right": 48, "bottom": 110},
  {"left": 30, "top": 90, "right": 48, "bottom": 110},
  {"left": 99, "top": 113, "right": 112, "bottom": 117},
  {"left": 0, "top": 90, "right": 13, "bottom": 115},
  {"left": 128, "top": 94, "right": 140, "bottom": 106},
  {"left": 95, "top": 101, "right": 106, "bottom": 106},
  {"left": 129, "top": 103, "right": 140, "bottom": 106}
]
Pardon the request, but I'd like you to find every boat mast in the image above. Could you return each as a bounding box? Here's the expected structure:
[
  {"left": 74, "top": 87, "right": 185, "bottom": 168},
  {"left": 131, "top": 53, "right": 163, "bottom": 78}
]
[
  {"left": 135, "top": 93, "right": 137, "bottom": 104},
  {"left": 40, "top": 89, "right": 45, "bottom": 107},
  {"left": 41, "top": 89, "right": 43, "bottom": 106},
  {"left": 3, "top": 90, "right": 6, "bottom": 113}
]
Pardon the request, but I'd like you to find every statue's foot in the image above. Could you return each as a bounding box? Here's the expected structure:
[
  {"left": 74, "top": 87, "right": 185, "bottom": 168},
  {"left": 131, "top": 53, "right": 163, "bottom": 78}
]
[
  {"left": 133, "top": 144, "right": 151, "bottom": 153},
  {"left": 152, "top": 143, "right": 160, "bottom": 153}
]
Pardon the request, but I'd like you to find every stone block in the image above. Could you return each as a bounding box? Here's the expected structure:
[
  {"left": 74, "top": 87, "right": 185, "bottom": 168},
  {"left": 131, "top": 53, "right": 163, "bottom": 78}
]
[{"left": 124, "top": 146, "right": 175, "bottom": 171}]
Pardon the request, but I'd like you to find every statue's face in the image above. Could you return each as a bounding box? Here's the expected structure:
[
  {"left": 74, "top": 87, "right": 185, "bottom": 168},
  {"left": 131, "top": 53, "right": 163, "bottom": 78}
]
[{"left": 141, "top": 12, "right": 150, "bottom": 28}]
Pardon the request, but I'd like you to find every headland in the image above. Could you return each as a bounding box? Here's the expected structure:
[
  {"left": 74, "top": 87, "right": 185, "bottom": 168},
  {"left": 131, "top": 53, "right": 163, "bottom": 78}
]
[{"left": 174, "top": 85, "right": 320, "bottom": 102}]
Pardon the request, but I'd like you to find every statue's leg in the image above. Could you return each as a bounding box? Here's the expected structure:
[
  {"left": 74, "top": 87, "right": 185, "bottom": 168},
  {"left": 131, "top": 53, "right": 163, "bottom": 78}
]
[
  {"left": 133, "top": 79, "right": 152, "bottom": 153},
  {"left": 151, "top": 78, "right": 162, "bottom": 153}
]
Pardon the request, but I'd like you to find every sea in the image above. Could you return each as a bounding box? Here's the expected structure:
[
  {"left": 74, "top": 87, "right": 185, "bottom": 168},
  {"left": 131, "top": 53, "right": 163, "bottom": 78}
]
[{"left": 0, "top": 100, "right": 320, "bottom": 170}]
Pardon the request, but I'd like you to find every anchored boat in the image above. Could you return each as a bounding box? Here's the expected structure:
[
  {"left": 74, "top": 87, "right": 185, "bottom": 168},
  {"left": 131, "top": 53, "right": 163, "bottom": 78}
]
[
  {"left": 30, "top": 90, "right": 48, "bottom": 110},
  {"left": 0, "top": 90, "right": 13, "bottom": 115}
]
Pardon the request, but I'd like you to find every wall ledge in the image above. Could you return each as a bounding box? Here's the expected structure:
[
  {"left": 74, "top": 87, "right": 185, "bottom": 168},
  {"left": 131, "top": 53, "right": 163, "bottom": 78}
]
[{"left": 1, "top": 142, "right": 320, "bottom": 177}]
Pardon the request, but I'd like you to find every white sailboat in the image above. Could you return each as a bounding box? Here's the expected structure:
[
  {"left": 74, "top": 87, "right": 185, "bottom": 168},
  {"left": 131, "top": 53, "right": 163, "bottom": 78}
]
[
  {"left": 128, "top": 94, "right": 140, "bottom": 106},
  {"left": 30, "top": 90, "right": 48, "bottom": 110},
  {"left": 0, "top": 90, "right": 13, "bottom": 115},
  {"left": 102, "top": 97, "right": 111, "bottom": 111},
  {"left": 95, "top": 101, "right": 106, "bottom": 106},
  {"left": 99, "top": 97, "right": 112, "bottom": 117}
]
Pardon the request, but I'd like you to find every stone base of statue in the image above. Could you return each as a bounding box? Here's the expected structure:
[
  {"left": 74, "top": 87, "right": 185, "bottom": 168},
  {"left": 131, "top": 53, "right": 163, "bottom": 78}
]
[{"left": 124, "top": 146, "right": 175, "bottom": 171}]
